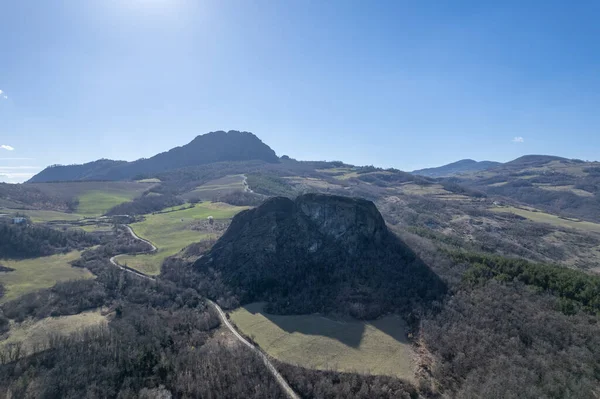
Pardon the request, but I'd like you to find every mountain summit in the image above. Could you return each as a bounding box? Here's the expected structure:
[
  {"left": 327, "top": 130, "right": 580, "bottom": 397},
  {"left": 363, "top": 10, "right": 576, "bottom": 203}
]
[
  {"left": 28, "top": 131, "right": 279, "bottom": 182},
  {"left": 194, "top": 193, "right": 447, "bottom": 318}
]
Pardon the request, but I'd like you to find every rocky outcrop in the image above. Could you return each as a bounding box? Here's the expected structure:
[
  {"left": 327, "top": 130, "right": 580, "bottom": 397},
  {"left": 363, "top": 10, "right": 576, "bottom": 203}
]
[{"left": 194, "top": 194, "right": 446, "bottom": 318}]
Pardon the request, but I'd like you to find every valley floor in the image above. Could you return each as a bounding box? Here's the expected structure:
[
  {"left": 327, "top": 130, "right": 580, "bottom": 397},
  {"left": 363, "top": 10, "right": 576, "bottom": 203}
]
[{"left": 229, "top": 302, "right": 416, "bottom": 382}]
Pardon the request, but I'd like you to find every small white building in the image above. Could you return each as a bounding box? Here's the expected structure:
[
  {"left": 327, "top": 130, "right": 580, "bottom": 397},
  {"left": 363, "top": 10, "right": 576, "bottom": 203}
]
[{"left": 12, "top": 217, "right": 26, "bottom": 224}]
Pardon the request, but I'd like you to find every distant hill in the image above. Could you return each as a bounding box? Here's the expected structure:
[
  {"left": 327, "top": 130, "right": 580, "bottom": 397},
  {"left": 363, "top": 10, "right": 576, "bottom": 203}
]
[
  {"left": 411, "top": 159, "right": 501, "bottom": 177},
  {"left": 26, "top": 159, "right": 128, "bottom": 183},
  {"left": 499, "top": 155, "right": 573, "bottom": 169},
  {"left": 193, "top": 193, "right": 447, "bottom": 319},
  {"left": 28, "top": 131, "right": 279, "bottom": 183},
  {"left": 454, "top": 155, "right": 600, "bottom": 222}
]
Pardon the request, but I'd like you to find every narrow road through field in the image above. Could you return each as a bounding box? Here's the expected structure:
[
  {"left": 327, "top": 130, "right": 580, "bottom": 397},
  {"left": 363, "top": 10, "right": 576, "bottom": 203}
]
[
  {"left": 122, "top": 225, "right": 157, "bottom": 252},
  {"left": 207, "top": 298, "right": 300, "bottom": 399},
  {"left": 109, "top": 224, "right": 299, "bottom": 399}
]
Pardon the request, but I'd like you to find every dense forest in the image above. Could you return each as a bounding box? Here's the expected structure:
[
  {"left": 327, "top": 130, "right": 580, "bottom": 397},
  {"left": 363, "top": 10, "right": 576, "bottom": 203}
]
[
  {"left": 275, "top": 361, "right": 418, "bottom": 399},
  {"left": 0, "top": 239, "right": 285, "bottom": 398},
  {"left": 105, "top": 193, "right": 184, "bottom": 216},
  {"left": 422, "top": 281, "right": 600, "bottom": 398},
  {"left": 0, "top": 222, "right": 99, "bottom": 259},
  {"left": 416, "top": 250, "right": 600, "bottom": 398},
  {"left": 0, "top": 183, "right": 67, "bottom": 210}
]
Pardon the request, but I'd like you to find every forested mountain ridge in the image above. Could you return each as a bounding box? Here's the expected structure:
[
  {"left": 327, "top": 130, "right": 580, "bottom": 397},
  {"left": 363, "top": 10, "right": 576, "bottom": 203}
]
[{"left": 28, "top": 131, "right": 279, "bottom": 183}]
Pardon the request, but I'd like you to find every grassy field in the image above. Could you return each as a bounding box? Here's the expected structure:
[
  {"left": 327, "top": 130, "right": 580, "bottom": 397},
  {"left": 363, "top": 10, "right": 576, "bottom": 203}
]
[
  {"left": 229, "top": 303, "right": 416, "bottom": 381},
  {"left": 532, "top": 184, "right": 595, "bottom": 198},
  {"left": 116, "top": 202, "right": 247, "bottom": 275},
  {"left": 491, "top": 206, "right": 600, "bottom": 233},
  {"left": 181, "top": 175, "right": 247, "bottom": 202},
  {"left": 29, "top": 181, "right": 154, "bottom": 216},
  {"left": 317, "top": 167, "right": 361, "bottom": 180},
  {"left": 77, "top": 224, "right": 114, "bottom": 233},
  {"left": 0, "top": 309, "right": 107, "bottom": 354},
  {"left": 76, "top": 190, "right": 139, "bottom": 216},
  {"left": 0, "top": 251, "right": 93, "bottom": 303},
  {"left": 5, "top": 209, "right": 83, "bottom": 223}
]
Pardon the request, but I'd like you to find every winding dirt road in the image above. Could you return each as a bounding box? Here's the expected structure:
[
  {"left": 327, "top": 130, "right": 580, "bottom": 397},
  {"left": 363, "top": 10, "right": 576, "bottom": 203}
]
[{"left": 109, "top": 224, "right": 299, "bottom": 399}]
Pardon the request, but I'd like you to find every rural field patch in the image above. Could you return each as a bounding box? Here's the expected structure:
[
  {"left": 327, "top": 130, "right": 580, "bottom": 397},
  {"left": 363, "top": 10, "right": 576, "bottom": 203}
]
[
  {"left": 533, "top": 184, "right": 594, "bottom": 198},
  {"left": 116, "top": 202, "right": 247, "bottom": 275},
  {"left": 29, "top": 181, "right": 154, "bottom": 216},
  {"left": 0, "top": 251, "right": 93, "bottom": 303},
  {"left": 76, "top": 190, "right": 138, "bottom": 216},
  {"left": 181, "top": 175, "right": 247, "bottom": 202},
  {"left": 5, "top": 209, "right": 83, "bottom": 223},
  {"left": 491, "top": 206, "right": 600, "bottom": 234},
  {"left": 0, "top": 309, "right": 108, "bottom": 355},
  {"left": 229, "top": 302, "right": 416, "bottom": 381}
]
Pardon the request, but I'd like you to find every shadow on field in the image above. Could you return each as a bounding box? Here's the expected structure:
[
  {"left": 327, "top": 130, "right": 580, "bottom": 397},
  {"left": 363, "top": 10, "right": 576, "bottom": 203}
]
[{"left": 244, "top": 303, "right": 409, "bottom": 348}]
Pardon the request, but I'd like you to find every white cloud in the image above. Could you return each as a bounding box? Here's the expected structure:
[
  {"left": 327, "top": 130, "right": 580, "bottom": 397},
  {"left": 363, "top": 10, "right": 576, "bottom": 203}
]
[
  {"left": 2, "top": 96, "right": 7, "bottom": 100},
  {"left": 0, "top": 165, "right": 40, "bottom": 183},
  {"left": 0, "top": 172, "right": 36, "bottom": 183},
  {"left": 512, "top": 136, "right": 525, "bottom": 143},
  {"left": 0, "top": 145, "right": 15, "bottom": 151},
  {"left": 0, "top": 89, "right": 6, "bottom": 99}
]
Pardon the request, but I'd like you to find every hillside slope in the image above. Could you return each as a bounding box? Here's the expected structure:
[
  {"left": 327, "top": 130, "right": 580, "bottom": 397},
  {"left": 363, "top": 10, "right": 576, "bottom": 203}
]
[
  {"left": 411, "top": 159, "right": 501, "bottom": 177},
  {"left": 454, "top": 155, "right": 600, "bottom": 222},
  {"left": 194, "top": 193, "right": 446, "bottom": 318},
  {"left": 28, "top": 131, "right": 279, "bottom": 182}
]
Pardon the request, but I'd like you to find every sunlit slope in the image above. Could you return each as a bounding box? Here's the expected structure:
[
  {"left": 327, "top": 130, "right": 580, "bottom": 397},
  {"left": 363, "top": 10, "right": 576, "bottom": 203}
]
[{"left": 116, "top": 202, "right": 247, "bottom": 275}]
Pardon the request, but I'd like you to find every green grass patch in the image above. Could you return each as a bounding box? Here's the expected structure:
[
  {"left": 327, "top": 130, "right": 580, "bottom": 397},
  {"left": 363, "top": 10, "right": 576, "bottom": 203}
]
[
  {"left": 0, "top": 251, "right": 93, "bottom": 303},
  {"left": 7, "top": 209, "right": 83, "bottom": 223},
  {"left": 77, "top": 224, "right": 114, "bottom": 233},
  {"left": 116, "top": 202, "right": 247, "bottom": 275},
  {"left": 181, "top": 175, "right": 247, "bottom": 202},
  {"left": 29, "top": 181, "right": 153, "bottom": 217},
  {"left": 77, "top": 190, "right": 139, "bottom": 216},
  {"left": 229, "top": 303, "right": 416, "bottom": 381},
  {"left": 491, "top": 206, "right": 600, "bottom": 233},
  {"left": 0, "top": 309, "right": 107, "bottom": 354}
]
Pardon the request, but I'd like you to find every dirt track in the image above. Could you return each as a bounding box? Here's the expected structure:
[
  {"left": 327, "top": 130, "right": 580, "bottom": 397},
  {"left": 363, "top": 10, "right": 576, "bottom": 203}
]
[{"left": 109, "top": 224, "right": 299, "bottom": 399}]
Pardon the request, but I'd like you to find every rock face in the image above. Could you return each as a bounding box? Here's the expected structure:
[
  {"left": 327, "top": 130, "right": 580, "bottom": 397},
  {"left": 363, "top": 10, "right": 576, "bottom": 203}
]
[{"left": 194, "top": 193, "right": 446, "bottom": 318}]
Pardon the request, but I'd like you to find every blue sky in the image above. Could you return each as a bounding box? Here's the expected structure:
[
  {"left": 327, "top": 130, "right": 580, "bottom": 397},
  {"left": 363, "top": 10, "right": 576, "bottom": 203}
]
[{"left": 1, "top": 0, "right": 599, "bottom": 182}]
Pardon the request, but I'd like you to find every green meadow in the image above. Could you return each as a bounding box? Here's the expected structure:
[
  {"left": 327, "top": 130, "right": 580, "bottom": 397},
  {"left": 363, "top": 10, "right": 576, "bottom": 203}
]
[
  {"left": 491, "top": 206, "right": 600, "bottom": 234},
  {"left": 76, "top": 190, "right": 139, "bottom": 216},
  {"left": 0, "top": 251, "right": 94, "bottom": 304},
  {"left": 115, "top": 202, "right": 247, "bottom": 275},
  {"left": 229, "top": 302, "right": 416, "bottom": 381}
]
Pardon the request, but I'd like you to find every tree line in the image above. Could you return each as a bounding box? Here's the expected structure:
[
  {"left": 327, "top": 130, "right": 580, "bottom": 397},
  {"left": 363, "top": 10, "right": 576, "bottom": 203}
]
[{"left": 0, "top": 222, "right": 99, "bottom": 259}]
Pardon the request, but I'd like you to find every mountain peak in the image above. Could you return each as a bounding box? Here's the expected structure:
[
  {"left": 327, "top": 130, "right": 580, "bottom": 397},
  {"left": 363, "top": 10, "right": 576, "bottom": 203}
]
[{"left": 28, "top": 131, "right": 279, "bottom": 182}]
